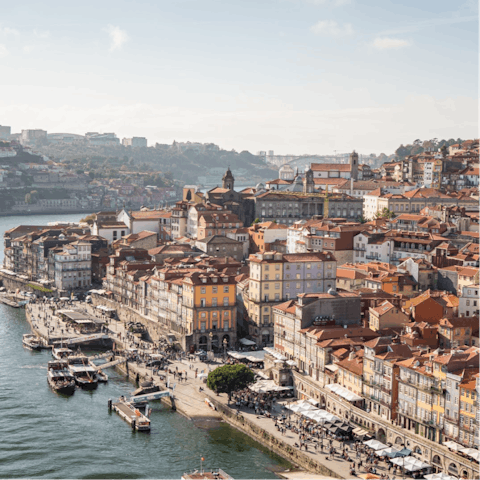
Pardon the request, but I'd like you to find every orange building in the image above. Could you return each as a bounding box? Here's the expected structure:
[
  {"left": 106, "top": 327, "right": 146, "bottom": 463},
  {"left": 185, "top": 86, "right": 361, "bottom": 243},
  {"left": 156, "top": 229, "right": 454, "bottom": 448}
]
[{"left": 403, "top": 290, "right": 446, "bottom": 324}]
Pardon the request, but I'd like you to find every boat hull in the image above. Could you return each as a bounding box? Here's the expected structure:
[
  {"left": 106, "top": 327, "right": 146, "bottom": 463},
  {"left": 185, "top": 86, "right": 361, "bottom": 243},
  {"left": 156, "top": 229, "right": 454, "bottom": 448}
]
[
  {"left": 48, "top": 378, "right": 76, "bottom": 395},
  {"left": 23, "top": 340, "right": 43, "bottom": 351},
  {"left": 75, "top": 377, "right": 98, "bottom": 390}
]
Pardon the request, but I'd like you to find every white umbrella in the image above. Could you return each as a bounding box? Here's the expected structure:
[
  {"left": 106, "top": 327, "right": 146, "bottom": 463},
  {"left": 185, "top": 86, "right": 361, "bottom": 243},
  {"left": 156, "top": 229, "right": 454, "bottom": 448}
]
[
  {"left": 375, "top": 447, "right": 401, "bottom": 457},
  {"left": 443, "top": 441, "right": 463, "bottom": 452},
  {"left": 460, "top": 448, "right": 480, "bottom": 461},
  {"left": 424, "top": 474, "right": 458, "bottom": 480},
  {"left": 364, "top": 439, "right": 388, "bottom": 450}
]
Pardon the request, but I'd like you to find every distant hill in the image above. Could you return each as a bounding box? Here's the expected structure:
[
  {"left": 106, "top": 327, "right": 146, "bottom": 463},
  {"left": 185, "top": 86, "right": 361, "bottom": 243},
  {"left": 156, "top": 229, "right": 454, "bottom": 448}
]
[{"left": 35, "top": 142, "right": 277, "bottom": 183}]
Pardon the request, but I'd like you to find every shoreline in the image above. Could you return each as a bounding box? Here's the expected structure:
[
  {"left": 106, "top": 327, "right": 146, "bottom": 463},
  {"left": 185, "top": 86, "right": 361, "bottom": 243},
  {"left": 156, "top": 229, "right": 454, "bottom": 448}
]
[{"left": 25, "top": 301, "right": 343, "bottom": 478}]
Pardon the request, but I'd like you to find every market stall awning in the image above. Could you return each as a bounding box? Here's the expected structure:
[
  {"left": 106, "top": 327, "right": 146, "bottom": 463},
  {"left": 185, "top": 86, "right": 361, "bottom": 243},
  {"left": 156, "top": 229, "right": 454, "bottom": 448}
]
[
  {"left": 263, "top": 347, "right": 287, "bottom": 361},
  {"left": 424, "top": 474, "right": 459, "bottom": 480},
  {"left": 459, "top": 448, "right": 480, "bottom": 461},
  {"left": 239, "top": 338, "right": 256, "bottom": 346},
  {"left": 364, "top": 439, "right": 388, "bottom": 450},
  {"left": 325, "top": 383, "right": 363, "bottom": 402},
  {"left": 249, "top": 380, "right": 291, "bottom": 393},
  {"left": 443, "top": 441, "right": 463, "bottom": 452}
]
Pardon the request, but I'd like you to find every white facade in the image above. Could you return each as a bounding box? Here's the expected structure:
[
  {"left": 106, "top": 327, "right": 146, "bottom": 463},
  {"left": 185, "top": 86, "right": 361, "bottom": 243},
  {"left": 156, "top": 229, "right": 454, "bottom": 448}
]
[
  {"left": 122, "top": 137, "right": 147, "bottom": 148},
  {"left": 458, "top": 284, "right": 480, "bottom": 317},
  {"left": 353, "top": 232, "right": 393, "bottom": 263},
  {"left": 91, "top": 223, "right": 130, "bottom": 243},
  {"left": 363, "top": 193, "right": 381, "bottom": 220},
  {"left": 54, "top": 242, "right": 92, "bottom": 291}
]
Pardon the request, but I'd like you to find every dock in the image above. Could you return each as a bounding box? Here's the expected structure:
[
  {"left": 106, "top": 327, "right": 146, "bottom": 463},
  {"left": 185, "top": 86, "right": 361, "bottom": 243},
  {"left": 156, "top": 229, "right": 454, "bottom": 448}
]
[
  {"left": 110, "top": 398, "right": 151, "bottom": 431},
  {"left": 0, "top": 295, "right": 21, "bottom": 308}
]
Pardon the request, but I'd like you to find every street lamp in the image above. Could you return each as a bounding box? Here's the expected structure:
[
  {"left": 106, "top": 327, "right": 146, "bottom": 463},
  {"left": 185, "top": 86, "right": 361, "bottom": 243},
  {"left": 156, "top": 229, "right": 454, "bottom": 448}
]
[{"left": 223, "top": 337, "right": 228, "bottom": 360}]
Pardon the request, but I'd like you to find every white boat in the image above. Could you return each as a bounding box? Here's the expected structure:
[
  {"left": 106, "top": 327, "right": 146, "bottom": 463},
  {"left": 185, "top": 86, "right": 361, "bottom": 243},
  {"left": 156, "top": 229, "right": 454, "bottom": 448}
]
[
  {"left": 22, "top": 334, "right": 44, "bottom": 351},
  {"left": 67, "top": 355, "right": 98, "bottom": 390},
  {"left": 52, "top": 346, "right": 74, "bottom": 360},
  {"left": 182, "top": 468, "right": 233, "bottom": 479}
]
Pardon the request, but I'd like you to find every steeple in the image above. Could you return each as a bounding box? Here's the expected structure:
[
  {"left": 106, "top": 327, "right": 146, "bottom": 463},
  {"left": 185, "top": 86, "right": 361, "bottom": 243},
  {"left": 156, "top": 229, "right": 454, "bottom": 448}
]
[
  {"left": 222, "top": 167, "right": 235, "bottom": 190},
  {"left": 349, "top": 150, "right": 359, "bottom": 181},
  {"left": 303, "top": 166, "right": 314, "bottom": 194}
]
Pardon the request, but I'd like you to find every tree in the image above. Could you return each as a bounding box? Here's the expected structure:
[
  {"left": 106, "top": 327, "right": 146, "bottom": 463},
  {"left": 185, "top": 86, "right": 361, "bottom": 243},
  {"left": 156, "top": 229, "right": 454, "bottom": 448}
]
[
  {"left": 206, "top": 364, "right": 255, "bottom": 394},
  {"left": 375, "top": 207, "right": 395, "bottom": 219},
  {"left": 395, "top": 145, "right": 409, "bottom": 158},
  {"left": 252, "top": 218, "right": 260, "bottom": 224}
]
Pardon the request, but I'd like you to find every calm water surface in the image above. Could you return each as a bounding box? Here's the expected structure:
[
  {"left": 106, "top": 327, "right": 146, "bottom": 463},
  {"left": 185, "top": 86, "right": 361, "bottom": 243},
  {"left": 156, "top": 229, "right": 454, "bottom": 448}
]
[{"left": 0, "top": 214, "right": 288, "bottom": 479}]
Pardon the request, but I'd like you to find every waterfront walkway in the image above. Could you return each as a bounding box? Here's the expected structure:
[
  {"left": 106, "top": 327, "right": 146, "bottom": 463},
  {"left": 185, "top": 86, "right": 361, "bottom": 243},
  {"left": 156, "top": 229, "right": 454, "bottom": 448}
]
[{"left": 25, "top": 301, "right": 422, "bottom": 478}]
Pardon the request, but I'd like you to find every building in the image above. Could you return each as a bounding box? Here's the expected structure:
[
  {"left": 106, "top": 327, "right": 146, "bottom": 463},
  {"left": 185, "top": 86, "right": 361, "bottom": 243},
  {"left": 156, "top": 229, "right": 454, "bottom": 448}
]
[
  {"left": 195, "top": 235, "right": 244, "bottom": 262},
  {"left": 363, "top": 338, "right": 413, "bottom": 423},
  {"left": 196, "top": 212, "right": 242, "bottom": 240},
  {"left": 254, "top": 190, "right": 363, "bottom": 225},
  {"left": 53, "top": 241, "right": 92, "bottom": 291},
  {"left": 20, "top": 129, "right": 47, "bottom": 146},
  {"left": 438, "top": 317, "right": 479, "bottom": 348},
  {"left": 248, "top": 221, "right": 289, "bottom": 254},
  {"left": 458, "top": 284, "right": 479, "bottom": 317},
  {"left": 246, "top": 251, "right": 337, "bottom": 346},
  {"left": 369, "top": 300, "right": 410, "bottom": 331},
  {"left": 0, "top": 125, "right": 11, "bottom": 140},
  {"left": 122, "top": 137, "right": 148, "bottom": 148},
  {"left": 310, "top": 151, "right": 359, "bottom": 180}
]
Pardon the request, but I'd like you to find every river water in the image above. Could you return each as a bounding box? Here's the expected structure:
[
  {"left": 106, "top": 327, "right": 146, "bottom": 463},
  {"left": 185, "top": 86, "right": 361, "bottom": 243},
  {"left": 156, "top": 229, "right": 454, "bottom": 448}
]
[{"left": 0, "top": 214, "right": 288, "bottom": 479}]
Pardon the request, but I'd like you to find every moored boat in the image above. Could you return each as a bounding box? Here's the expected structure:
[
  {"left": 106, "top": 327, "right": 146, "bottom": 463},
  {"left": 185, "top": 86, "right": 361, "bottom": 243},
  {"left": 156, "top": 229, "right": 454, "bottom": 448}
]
[
  {"left": 22, "top": 334, "right": 44, "bottom": 351},
  {"left": 182, "top": 467, "right": 233, "bottom": 479},
  {"left": 67, "top": 355, "right": 98, "bottom": 390},
  {"left": 52, "top": 346, "right": 74, "bottom": 360},
  {"left": 47, "top": 360, "right": 76, "bottom": 395}
]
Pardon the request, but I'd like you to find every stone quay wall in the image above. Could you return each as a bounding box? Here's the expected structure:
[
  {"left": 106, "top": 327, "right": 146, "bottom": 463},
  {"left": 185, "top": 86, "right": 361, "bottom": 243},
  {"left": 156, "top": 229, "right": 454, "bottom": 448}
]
[
  {"left": 205, "top": 394, "right": 343, "bottom": 479},
  {"left": 291, "top": 370, "right": 479, "bottom": 480},
  {"left": 0, "top": 271, "right": 55, "bottom": 296}
]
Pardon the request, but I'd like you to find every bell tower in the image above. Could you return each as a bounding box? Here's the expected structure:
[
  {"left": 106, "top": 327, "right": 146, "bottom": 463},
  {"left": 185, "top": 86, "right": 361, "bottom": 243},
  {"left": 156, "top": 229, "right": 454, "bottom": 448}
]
[
  {"left": 222, "top": 167, "right": 235, "bottom": 190},
  {"left": 349, "top": 150, "right": 359, "bottom": 181}
]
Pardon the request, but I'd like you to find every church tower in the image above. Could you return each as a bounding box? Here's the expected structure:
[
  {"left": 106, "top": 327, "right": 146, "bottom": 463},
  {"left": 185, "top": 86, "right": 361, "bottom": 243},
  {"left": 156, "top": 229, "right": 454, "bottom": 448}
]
[
  {"left": 303, "top": 166, "right": 315, "bottom": 194},
  {"left": 222, "top": 167, "right": 235, "bottom": 190},
  {"left": 349, "top": 150, "right": 359, "bottom": 181}
]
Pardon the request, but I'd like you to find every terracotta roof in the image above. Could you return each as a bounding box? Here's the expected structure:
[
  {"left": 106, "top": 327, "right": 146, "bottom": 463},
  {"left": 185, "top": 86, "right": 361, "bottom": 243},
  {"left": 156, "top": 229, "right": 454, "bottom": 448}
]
[
  {"left": 371, "top": 300, "right": 395, "bottom": 316},
  {"left": 311, "top": 163, "right": 352, "bottom": 172}
]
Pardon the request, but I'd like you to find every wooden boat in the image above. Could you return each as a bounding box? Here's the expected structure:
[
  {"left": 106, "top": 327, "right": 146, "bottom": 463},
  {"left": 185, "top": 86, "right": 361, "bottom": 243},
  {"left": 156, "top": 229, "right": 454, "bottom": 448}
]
[
  {"left": 47, "top": 361, "right": 76, "bottom": 395},
  {"left": 67, "top": 355, "right": 98, "bottom": 390},
  {"left": 22, "top": 334, "right": 44, "bottom": 351},
  {"left": 182, "top": 467, "right": 233, "bottom": 479},
  {"left": 52, "top": 346, "right": 74, "bottom": 360},
  {"left": 96, "top": 368, "right": 108, "bottom": 383}
]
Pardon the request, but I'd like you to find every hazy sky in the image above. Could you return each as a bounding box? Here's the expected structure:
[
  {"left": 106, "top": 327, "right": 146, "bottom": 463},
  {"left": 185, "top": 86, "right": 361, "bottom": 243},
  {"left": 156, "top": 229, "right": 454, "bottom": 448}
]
[{"left": 1, "top": 0, "right": 477, "bottom": 155}]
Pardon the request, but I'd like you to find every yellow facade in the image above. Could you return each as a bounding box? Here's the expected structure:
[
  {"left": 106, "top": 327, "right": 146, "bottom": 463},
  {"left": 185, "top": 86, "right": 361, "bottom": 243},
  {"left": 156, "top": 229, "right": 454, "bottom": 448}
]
[
  {"left": 459, "top": 381, "right": 476, "bottom": 446},
  {"left": 183, "top": 278, "right": 236, "bottom": 331}
]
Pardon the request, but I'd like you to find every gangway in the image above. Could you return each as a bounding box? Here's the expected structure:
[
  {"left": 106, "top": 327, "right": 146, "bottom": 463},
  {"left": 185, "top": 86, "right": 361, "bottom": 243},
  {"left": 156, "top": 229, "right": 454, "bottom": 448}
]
[
  {"left": 130, "top": 390, "right": 170, "bottom": 404},
  {"left": 53, "top": 333, "right": 110, "bottom": 345},
  {"left": 94, "top": 357, "right": 126, "bottom": 370}
]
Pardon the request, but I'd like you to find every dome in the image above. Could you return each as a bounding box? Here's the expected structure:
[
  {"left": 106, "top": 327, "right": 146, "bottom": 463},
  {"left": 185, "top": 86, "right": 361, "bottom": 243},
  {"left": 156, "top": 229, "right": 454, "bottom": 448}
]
[
  {"left": 295, "top": 175, "right": 303, "bottom": 184},
  {"left": 279, "top": 164, "right": 294, "bottom": 173}
]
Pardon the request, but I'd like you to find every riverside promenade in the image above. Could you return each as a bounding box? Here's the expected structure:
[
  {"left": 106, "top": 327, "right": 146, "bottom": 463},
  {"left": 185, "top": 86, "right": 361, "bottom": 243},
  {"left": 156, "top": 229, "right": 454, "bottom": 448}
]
[{"left": 25, "top": 300, "right": 408, "bottom": 479}]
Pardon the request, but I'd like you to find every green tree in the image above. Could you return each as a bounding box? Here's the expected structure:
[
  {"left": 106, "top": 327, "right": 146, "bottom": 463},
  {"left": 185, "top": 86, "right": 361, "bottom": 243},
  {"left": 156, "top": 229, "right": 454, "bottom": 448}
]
[
  {"left": 206, "top": 364, "right": 255, "bottom": 394},
  {"left": 375, "top": 207, "right": 395, "bottom": 219},
  {"left": 395, "top": 145, "right": 409, "bottom": 158}
]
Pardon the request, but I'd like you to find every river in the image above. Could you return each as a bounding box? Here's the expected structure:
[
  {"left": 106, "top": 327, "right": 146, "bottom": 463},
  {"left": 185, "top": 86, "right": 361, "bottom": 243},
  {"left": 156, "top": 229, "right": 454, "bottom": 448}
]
[{"left": 0, "top": 214, "right": 288, "bottom": 479}]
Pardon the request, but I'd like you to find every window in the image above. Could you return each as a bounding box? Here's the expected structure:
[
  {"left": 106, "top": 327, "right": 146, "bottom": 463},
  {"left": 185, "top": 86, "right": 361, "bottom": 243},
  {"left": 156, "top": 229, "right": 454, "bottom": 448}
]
[
  {"left": 200, "top": 299, "right": 206, "bottom": 307},
  {"left": 212, "top": 286, "right": 218, "bottom": 293},
  {"left": 212, "top": 321, "right": 217, "bottom": 330},
  {"left": 201, "top": 322, "right": 206, "bottom": 332},
  {"left": 223, "top": 297, "right": 229, "bottom": 306},
  {"left": 212, "top": 298, "right": 217, "bottom": 307},
  {"left": 307, "top": 263, "right": 311, "bottom": 269},
  {"left": 296, "top": 283, "right": 301, "bottom": 289},
  {"left": 201, "top": 287, "right": 206, "bottom": 294}
]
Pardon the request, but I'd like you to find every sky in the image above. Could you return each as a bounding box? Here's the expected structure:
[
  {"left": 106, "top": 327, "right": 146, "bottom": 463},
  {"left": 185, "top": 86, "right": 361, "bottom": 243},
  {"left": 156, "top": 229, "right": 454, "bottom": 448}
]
[{"left": 0, "top": 0, "right": 478, "bottom": 155}]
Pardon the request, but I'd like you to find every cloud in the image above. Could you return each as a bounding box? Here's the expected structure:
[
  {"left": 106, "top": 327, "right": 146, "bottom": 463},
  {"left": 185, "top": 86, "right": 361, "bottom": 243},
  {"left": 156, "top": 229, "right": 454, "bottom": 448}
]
[
  {"left": 372, "top": 37, "right": 412, "bottom": 50},
  {"left": 0, "top": 27, "right": 20, "bottom": 36},
  {"left": 33, "top": 29, "right": 50, "bottom": 39},
  {"left": 0, "top": 44, "right": 8, "bottom": 56},
  {"left": 310, "top": 20, "right": 354, "bottom": 36},
  {"left": 106, "top": 25, "right": 129, "bottom": 51}
]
